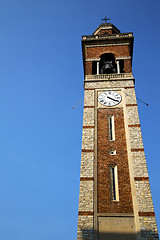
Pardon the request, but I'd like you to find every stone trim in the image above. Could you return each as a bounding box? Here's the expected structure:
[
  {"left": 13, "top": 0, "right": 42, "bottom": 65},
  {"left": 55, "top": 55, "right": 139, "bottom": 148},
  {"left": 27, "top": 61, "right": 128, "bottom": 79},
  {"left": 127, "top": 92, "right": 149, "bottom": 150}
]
[
  {"left": 85, "top": 56, "right": 131, "bottom": 62},
  {"left": 85, "top": 73, "right": 134, "bottom": 81},
  {"left": 78, "top": 211, "right": 94, "bottom": 216},
  {"left": 138, "top": 212, "right": 155, "bottom": 217},
  {"left": 82, "top": 32, "right": 133, "bottom": 41},
  {"left": 134, "top": 177, "right": 149, "bottom": 181},
  {"left": 131, "top": 148, "right": 144, "bottom": 152},
  {"left": 83, "top": 126, "right": 94, "bottom": 128},
  {"left": 126, "top": 104, "right": 137, "bottom": 107},
  {"left": 85, "top": 58, "right": 100, "bottom": 62},
  {"left": 116, "top": 56, "right": 131, "bottom": 60},
  {"left": 80, "top": 177, "right": 94, "bottom": 181},
  {"left": 84, "top": 106, "right": 95, "bottom": 108},
  {"left": 86, "top": 43, "right": 129, "bottom": 48},
  {"left": 128, "top": 124, "right": 141, "bottom": 127},
  {"left": 82, "top": 149, "right": 94, "bottom": 153}
]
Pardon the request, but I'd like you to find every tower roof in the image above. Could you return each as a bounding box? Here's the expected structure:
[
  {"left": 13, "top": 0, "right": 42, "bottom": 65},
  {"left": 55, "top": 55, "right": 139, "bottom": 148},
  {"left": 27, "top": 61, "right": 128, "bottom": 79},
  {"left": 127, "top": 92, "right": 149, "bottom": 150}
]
[{"left": 93, "top": 23, "right": 120, "bottom": 35}]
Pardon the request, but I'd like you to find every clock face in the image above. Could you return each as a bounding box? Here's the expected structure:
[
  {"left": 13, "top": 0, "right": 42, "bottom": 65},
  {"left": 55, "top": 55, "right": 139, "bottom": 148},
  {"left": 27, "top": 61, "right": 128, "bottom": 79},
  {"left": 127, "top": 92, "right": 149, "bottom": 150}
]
[{"left": 98, "top": 91, "right": 122, "bottom": 107}]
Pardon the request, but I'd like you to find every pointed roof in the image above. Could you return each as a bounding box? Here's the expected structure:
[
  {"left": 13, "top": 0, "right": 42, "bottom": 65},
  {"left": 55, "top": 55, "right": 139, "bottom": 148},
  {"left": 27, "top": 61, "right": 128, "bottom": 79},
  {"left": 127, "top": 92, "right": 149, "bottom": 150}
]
[{"left": 93, "top": 23, "right": 120, "bottom": 36}]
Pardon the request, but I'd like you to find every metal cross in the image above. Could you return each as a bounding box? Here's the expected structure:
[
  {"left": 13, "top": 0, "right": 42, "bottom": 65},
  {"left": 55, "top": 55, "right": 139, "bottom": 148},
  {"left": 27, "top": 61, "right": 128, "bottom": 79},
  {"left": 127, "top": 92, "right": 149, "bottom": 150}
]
[{"left": 101, "top": 16, "right": 111, "bottom": 23}]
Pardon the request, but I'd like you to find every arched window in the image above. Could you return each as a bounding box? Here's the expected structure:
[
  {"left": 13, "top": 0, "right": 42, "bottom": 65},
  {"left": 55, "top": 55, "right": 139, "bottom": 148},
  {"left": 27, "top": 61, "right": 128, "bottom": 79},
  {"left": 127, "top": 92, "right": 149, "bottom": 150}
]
[{"left": 99, "top": 53, "right": 117, "bottom": 74}]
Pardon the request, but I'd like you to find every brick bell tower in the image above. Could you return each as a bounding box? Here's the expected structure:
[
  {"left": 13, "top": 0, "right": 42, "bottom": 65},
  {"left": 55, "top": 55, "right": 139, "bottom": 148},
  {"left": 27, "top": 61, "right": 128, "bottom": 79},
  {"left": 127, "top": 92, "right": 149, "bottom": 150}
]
[{"left": 77, "top": 20, "right": 159, "bottom": 240}]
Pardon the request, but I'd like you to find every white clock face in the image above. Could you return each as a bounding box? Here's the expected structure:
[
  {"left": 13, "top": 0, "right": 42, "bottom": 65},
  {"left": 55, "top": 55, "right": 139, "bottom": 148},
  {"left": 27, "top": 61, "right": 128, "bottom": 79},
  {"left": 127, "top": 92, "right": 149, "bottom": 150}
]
[{"left": 98, "top": 91, "right": 122, "bottom": 106}]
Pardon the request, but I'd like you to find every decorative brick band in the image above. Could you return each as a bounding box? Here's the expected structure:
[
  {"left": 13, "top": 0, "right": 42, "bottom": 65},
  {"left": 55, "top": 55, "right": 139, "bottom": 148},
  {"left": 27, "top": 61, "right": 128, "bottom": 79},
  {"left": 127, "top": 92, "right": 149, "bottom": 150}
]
[
  {"left": 78, "top": 211, "right": 94, "bottom": 216},
  {"left": 84, "top": 106, "right": 95, "bottom": 108},
  {"left": 131, "top": 148, "right": 144, "bottom": 152},
  {"left": 124, "top": 86, "right": 135, "bottom": 89},
  {"left": 126, "top": 104, "right": 137, "bottom": 107},
  {"left": 134, "top": 177, "right": 149, "bottom": 181},
  {"left": 80, "top": 177, "right": 94, "bottom": 181},
  {"left": 139, "top": 212, "right": 155, "bottom": 217},
  {"left": 82, "top": 149, "right": 94, "bottom": 153},
  {"left": 83, "top": 126, "right": 94, "bottom": 128},
  {"left": 84, "top": 88, "right": 95, "bottom": 90},
  {"left": 128, "top": 124, "right": 140, "bottom": 127}
]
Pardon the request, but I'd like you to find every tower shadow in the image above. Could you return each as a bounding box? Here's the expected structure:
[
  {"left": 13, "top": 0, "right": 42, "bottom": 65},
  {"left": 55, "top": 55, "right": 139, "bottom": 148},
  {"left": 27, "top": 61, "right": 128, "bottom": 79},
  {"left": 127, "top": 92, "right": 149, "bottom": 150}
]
[{"left": 78, "top": 228, "right": 159, "bottom": 240}]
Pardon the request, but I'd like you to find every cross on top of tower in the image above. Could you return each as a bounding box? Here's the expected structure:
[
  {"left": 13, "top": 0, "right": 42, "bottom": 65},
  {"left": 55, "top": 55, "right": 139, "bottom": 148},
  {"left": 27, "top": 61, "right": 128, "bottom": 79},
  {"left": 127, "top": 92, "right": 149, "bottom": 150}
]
[{"left": 101, "top": 16, "right": 111, "bottom": 23}]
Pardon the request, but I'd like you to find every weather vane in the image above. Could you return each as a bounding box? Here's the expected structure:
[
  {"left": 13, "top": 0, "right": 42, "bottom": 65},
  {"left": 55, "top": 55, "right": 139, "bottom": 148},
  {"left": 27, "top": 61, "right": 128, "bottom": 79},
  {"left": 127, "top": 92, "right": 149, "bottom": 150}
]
[{"left": 101, "top": 16, "right": 111, "bottom": 23}]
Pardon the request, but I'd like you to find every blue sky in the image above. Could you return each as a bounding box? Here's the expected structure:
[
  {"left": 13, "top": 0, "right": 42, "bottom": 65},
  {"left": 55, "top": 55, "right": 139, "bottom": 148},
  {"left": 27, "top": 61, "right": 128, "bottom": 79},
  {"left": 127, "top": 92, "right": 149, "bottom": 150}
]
[{"left": 0, "top": 0, "right": 159, "bottom": 239}]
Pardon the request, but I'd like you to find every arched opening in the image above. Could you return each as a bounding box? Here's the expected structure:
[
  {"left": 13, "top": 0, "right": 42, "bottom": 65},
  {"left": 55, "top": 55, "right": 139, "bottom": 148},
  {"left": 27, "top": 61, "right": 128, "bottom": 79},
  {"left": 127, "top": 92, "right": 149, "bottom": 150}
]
[{"left": 99, "top": 53, "right": 117, "bottom": 74}]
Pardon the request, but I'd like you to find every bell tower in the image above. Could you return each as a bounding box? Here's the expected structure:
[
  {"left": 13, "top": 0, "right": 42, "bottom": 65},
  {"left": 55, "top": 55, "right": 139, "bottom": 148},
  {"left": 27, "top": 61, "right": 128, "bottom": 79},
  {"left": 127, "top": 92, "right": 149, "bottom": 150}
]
[{"left": 77, "top": 21, "right": 159, "bottom": 240}]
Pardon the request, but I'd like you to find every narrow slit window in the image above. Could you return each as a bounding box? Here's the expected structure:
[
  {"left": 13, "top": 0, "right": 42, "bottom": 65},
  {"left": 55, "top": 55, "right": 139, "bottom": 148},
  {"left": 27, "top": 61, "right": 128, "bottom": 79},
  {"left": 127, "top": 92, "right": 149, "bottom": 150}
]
[
  {"left": 110, "top": 165, "right": 119, "bottom": 201},
  {"left": 108, "top": 115, "right": 115, "bottom": 141}
]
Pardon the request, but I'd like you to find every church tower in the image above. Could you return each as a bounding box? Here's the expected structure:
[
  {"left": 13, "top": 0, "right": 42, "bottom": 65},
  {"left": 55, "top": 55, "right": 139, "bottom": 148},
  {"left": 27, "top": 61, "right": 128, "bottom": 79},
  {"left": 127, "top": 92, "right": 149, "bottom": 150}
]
[{"left": 77, "top": 20, "right": 159, "bottom": 240}]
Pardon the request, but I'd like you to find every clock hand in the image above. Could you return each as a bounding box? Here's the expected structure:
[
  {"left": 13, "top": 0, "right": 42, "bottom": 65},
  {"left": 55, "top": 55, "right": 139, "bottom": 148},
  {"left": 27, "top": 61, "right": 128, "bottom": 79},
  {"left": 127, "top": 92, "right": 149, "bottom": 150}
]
[{"left": 107, "top": 96, "right": 119, "bottom": 102}]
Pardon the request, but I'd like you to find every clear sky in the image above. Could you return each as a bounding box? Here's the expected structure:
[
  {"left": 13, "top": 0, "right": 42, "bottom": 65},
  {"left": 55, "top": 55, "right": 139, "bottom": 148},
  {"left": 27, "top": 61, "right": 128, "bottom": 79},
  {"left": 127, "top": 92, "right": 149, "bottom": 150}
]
[{"left": 0, "top": 0, "right": 159, "bottom": 239}]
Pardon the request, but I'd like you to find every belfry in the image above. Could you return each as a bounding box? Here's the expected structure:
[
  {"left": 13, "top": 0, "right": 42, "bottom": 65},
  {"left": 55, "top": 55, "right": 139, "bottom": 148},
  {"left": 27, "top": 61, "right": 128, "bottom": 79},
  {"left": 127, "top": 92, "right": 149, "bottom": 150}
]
[{"left": 77, "top": 20, "right": 159, "bottom": 240}]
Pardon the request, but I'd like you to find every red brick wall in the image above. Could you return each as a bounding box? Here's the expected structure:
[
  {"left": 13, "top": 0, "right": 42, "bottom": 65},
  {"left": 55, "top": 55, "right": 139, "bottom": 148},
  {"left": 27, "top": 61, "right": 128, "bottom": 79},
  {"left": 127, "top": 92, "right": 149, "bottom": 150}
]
[
  {"left": 85, "top": 61, "right": 92, "bottom": 75},
  {"left": 124, "top": 59, "right": 132, "bottom": 73},
  {"left": 85, "top": 46, "right": 132, "bottom": 74},
  {"left": 87, "top": 46, "right": 130, "bottom": 59},
  {"left": 97, "top": 108, "right": 133, "bottom": 213}
]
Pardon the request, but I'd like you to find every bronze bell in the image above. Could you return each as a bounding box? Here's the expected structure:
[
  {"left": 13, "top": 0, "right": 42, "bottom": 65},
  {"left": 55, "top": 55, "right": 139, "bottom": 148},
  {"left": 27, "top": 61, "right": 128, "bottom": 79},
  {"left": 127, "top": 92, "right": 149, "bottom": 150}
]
[{"left": 103, "top": 61, "right": 113, "bottom": 69}]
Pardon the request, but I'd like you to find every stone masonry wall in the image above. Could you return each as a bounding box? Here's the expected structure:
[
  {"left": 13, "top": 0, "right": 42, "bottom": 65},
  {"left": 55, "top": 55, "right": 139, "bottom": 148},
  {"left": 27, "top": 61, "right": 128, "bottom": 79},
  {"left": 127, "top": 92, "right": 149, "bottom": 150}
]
[
  {"left": 77, "top": 78, "right": 159, "bottom": 240},
  {"left": 77, "top": 216, "right": 94, "bottom": 240},
  {"left": 135, "top": 181, "right": 154, "bottom": 213},
  {"left": 80, "top": 152, "right": 94, "bottom": 178},
  {"left": 78, "top": 181, "right": 94, "bottom": 212},
  {"left": 77, "top": 88, "right": 95, "bottom": 240},
  {"left": 82, "top": 128, "right": 94, "bottom": 150},
  {"left": 129, "top": 127, "right": 143, "bottom": 149},
  {"left": 140, "top": 216, "right": 159, "bottom": 240},
  {"left": 132, "top": 152, "right": 148, "bottom": 178},
  {"left": 85, "top": 79, "right": 134, "bottom": 89},
  {"left": 83, "top": 108, "right": 94, "bottom": 126}
]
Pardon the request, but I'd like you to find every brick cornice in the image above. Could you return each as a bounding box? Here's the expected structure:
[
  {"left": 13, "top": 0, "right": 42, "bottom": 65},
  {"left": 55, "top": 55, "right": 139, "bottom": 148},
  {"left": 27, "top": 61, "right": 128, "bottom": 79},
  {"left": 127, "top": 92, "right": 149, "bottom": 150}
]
[
  {"left": 124, "top": 86, "right": 135, "bottom": 89},
  {"left": 139, "top": 212, "right": 155, "bottom": 217},
  {"left": 82, "top": 149, "right": 94, "bottom": 153},
  {"left": 134, "top": 177, "right": 149, "bottom": 181},
  {"left": 80, "top": 177, "right": 94, "bottom": 181},
  {"left": 78, "top": 211, "right": 94, "bottom": 216},
  {"left": 126, "top": 104, "right": 137, "bottom": 107},
  {"left": 84, "top": 106, "right": 94, "bottom": 108},
  {"left": 131, "top": 148, "right": 144, "bottom": 152},
  {"left": 128, "top": 124, "right": 140, "bottom": 127}
]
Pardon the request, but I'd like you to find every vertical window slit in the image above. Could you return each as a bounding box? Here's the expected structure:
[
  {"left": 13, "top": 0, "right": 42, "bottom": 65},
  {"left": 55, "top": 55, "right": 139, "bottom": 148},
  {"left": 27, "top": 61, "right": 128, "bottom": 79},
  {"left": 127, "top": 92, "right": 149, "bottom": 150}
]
[
  {"left": 110, "top": 165, "right": 119, "bottom": 201},
  {"left": 111, "top": 167, "right": 116, "bottom": 200},
  {"left": 109, "top": 117, "right": 113, "bottom": 140},
  {"left": 108, "top": 115, "right": 115, "bottom": 141}
]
